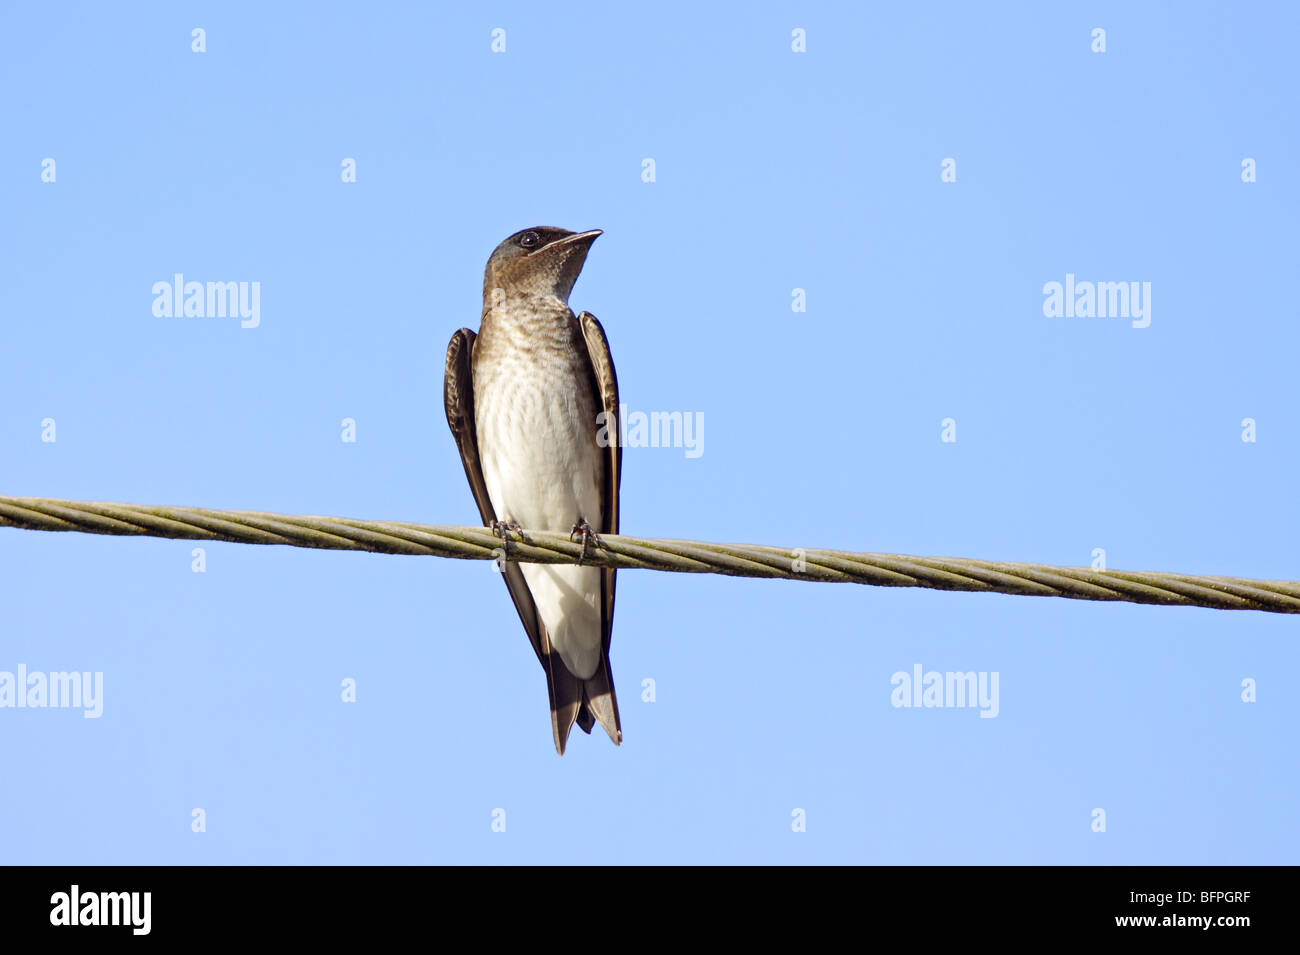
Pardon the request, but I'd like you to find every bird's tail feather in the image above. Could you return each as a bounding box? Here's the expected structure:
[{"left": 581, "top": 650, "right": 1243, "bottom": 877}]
[
  {"left": 577, "top": 653, "right": 622, "bottom": 746},
  {"left": 548, "top": 650, "right": 621, "bottom": 754},
  {"left": 547, "top": 651, "right": 584, "bottom": 756}
]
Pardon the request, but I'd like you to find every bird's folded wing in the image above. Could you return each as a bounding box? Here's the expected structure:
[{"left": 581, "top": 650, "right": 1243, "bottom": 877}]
[
  {"left": 443, "top": 327, "right": 547, "bottom": 668},
  {"left": 578, "top": 311, "right": 621, "bottom": 655}
]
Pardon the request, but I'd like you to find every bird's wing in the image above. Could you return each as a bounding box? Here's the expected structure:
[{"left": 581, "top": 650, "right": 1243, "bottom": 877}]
[
  {"left": 444, "top": 328, "right": 546, "bottom": 664},
  {"left": 577, "top": 311, "right": 621, "bottom": 649},
  {"left": 444, "top": 327, "right": 584, "bottom": 752},
  {"left": 574, "top": 311, "right": 623, "bottom": 743}
]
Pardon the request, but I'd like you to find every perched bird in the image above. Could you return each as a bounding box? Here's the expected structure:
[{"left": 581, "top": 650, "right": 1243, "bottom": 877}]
[{"left": 443, "top": 226, "right": 622, "bottom": 755}]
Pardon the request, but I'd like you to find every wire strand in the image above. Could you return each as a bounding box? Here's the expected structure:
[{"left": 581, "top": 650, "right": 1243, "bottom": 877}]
[{"left": 3, "top": 494, "right": 1298, "bottom": 614}]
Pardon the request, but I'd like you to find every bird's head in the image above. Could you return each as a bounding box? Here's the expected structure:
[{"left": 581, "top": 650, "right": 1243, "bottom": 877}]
[{"left": 483, "top": 226, "right": 601, "bottom": 307}]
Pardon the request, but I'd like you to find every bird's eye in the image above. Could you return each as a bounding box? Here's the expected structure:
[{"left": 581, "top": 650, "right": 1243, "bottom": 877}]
[{"left": 519, "top": 231, "right": 540, "bottom": 249}]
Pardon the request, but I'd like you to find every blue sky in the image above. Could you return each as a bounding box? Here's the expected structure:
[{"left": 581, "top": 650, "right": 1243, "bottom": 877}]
[{"left": 1, "top": 1, "right": 1296, "bottom": 864}]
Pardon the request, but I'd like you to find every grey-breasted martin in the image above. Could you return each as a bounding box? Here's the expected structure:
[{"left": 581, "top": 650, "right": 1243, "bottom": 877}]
[{"left": 443, "top": 226, "right": 622, "bottom": 755}]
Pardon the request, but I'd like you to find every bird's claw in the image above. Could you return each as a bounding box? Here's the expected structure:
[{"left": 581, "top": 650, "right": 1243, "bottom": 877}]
[
  {"left": 490, "top": 520, "right": 523, "bottom": 558},
  {"left": 569, "top": 518, "right": 601, "bottom": 565}
]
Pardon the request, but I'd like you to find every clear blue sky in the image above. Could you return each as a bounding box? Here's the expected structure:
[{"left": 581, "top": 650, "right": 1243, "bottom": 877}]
[{"left": 2, "top": 1, "right": 1296, "bottom": 864}]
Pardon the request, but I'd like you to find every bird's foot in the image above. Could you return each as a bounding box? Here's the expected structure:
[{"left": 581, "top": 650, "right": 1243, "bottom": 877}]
[
  {"left": 569, "top": 518, "right": 602, "bottom": 565},
  {"left": 490, "top": 520, "right": 523, "bottom": 557}
]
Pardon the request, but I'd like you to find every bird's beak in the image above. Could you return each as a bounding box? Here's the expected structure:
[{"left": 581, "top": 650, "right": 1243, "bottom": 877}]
[
  {"left": 544, "top": 230, "right": 602, "bottom": 301},
  {"left": 557, "top": 229, "right": 603, "bottom": 248}
]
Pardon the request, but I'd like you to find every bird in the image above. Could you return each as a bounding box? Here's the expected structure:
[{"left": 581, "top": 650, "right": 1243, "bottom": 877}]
[{"left": 443, "top": 226, "right": 622, "bottom": 755}]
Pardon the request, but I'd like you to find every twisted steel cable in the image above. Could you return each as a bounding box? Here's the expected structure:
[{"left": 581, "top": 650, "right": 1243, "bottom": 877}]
[{"left": 2, "top": 494, "right": 1298, "bottom": 614}]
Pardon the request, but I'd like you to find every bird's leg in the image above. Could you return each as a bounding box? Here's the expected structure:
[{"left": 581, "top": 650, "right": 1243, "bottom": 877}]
[
  {"left": 490, "top": 520, "right": 523, "bottom": 558},
  {"left": 569, "top": 517, "right": 602, "bottom": 565}
]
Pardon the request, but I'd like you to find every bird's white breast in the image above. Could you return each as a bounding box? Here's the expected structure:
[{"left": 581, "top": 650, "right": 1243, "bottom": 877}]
[{"left": 473, "top": 305, "right": 605, "bottom": 678}]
